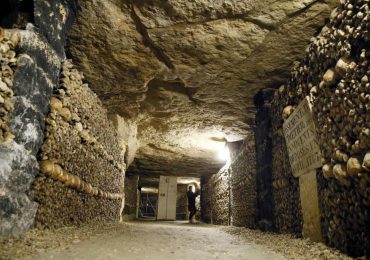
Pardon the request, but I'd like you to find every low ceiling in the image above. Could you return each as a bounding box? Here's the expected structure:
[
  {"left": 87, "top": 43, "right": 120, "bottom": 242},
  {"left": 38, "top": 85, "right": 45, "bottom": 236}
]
[{"left": 67, "top": 0, "right": 336, "bottom": 177}]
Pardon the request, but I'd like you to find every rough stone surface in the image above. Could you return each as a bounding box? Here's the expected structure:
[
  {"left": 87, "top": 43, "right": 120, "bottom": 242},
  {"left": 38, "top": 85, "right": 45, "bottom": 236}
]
[
  {"left": 67, "top": 0, "right": 338, "bottom": 177},
  {"left": 122, "top": 175, "right": 138, "bottom": 220},
  {"left": 34, "top": 0, "right": 78, "bottom": 59},
  {"left": 10, "top": 39, "right": 60, "bottom": 153},
  {"left": 0, "top": 0, "right": 80, "bottom": 237},
  {"left": 0, "top": 28, "right": 61, "bottom": 237},
  {"left": 109, "top": 114, "right": 138, "bottom": 167},
  {"left": 0, "top": 142, "right": 38, "bottom": 237}
]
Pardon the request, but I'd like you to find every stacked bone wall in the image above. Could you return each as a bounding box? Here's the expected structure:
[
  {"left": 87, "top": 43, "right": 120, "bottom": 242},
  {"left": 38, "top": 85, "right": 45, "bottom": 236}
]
[
  {"left": 270, "top": 96, "right": 303, "bottom": 235},
  {"left": 0, "top": 29, "right": 61, "bottom": 236},
  {"left": 201, "top": 166, "right": 229, "bottom": 225},
  {"left": 1, "top": 1, "right": 78, "bottom": 237},
  {"left": 0, "top": 29, "right": 17, "bottom": 144},
  {"left": 230, "top": 137, "right": 257, "bottom": 228},
  {"left": 271, "top": 0, "right": 369, "bottom": 256},
  {"left": 33, "top": 60, "right": 125, "bottom": 228}
]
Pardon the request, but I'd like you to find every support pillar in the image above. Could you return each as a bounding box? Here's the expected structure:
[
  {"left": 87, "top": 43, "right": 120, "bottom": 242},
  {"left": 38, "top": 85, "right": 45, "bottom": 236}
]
[{"left": 299, "top": 170, "right": 323, "bottom": 242}]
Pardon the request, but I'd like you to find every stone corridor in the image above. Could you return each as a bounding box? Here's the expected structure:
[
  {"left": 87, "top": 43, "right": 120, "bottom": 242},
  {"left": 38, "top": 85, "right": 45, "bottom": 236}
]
[{"left": 0, "top": 0, "right": 369, "bottom": 259}]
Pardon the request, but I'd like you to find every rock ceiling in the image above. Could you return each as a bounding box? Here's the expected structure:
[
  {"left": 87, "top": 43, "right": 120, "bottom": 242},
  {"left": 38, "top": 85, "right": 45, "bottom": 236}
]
[{"left": 67, "top": 0, "right": 337, "bottom": 177}]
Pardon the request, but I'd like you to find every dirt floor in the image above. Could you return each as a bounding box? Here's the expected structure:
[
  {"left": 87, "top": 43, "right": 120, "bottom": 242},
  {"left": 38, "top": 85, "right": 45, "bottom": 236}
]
[{"left": 0, "top": 221, "right": 351, "bottom": 260}]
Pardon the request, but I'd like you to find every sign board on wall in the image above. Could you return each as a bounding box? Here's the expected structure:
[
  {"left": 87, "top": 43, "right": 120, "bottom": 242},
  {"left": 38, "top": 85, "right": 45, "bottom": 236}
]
[{"left": 283, "top": 96, "right": 323, "bottom": 177}]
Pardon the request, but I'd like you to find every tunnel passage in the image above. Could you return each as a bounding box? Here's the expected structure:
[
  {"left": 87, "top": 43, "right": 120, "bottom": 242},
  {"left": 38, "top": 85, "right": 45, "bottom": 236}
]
[{"left": 0, "top": 0, "right": 370, "bottom": 259}]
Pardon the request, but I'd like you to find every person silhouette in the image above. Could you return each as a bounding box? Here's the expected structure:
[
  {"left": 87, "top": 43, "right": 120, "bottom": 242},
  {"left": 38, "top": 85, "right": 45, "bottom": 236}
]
[{"left": 186, "top": 185, "right": 199, "bottom": 223}]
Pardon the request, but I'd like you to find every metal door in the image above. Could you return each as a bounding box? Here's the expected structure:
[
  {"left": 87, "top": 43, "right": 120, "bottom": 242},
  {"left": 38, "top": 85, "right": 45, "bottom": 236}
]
[{"left": 157, "top": 176, "right": 177, "bottom": 220}]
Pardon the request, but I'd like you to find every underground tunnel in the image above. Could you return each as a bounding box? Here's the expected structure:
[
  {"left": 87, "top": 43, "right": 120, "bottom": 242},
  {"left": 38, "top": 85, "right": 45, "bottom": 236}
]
[{"left": 0, "top": 0, "right": 369, "bottom": 259}]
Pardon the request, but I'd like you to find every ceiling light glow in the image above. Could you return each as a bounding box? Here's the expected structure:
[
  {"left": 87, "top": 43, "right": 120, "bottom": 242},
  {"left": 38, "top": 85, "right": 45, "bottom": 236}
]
[{"left": 217, "top": 144, "right": 230, "bottom": 165}]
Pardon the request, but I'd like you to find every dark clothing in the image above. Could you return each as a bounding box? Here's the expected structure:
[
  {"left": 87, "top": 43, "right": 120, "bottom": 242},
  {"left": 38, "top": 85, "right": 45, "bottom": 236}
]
[
  {"left": 189, "top": 206, "right": 197, "bottom": 220},
  {"left": 187, "top": 190, "right": 198, "bottom": 220},
  {"left": 187, "top": 190, "right": 197, "bottom": 207}
]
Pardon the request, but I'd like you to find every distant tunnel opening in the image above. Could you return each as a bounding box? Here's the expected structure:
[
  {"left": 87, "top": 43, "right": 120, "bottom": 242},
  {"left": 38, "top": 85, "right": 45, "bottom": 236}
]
[{"left": 132, "top": 176, "right": 201, "bottom": 222}]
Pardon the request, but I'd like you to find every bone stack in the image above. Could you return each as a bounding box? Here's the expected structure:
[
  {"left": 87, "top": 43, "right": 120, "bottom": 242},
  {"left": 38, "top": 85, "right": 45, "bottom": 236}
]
[
  {"left": 270, "top": 88, "right": 303, "bottom": 235},
  {"left": 34, "top": 60, "right": 125, "bottom": 228},
  {"left": 201, "top": 167, "right": 230, "bottom": 225},
  {"left": 230, "top": 137, "right": 257, "bottom": 228},
  {"left": 0, "top": 28, "right": 19, "bottom": 143},
  {"left": 271, "top": 0, "right": 369, "bottom": 256}
]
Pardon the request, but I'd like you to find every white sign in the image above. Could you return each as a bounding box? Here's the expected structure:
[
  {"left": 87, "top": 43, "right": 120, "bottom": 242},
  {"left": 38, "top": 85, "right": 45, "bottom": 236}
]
[{"left": 283, "top": 96, "right": 323, "bottom": 177}]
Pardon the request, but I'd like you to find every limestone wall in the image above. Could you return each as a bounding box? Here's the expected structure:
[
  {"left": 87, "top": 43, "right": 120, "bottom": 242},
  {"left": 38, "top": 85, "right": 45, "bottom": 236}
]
[
  {"left": 122, "top": 175, "right": 138, "bottom": 220},
  {"left": 270, "top": 0, "right": 370, "bottom": 256},
  {"left": 34, "top": 60, "right": 125, "bottom": 228},
  {"left": 109, "top": 114, "right": 138, "bottom": 167}
]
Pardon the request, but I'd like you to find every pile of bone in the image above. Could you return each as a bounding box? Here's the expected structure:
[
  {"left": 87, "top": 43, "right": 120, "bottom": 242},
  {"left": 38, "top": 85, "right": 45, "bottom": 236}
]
[
  {"left": 308, "top": 1, "right": 369, "bottom": 255},
  {"left": 269, "top": 98, "right": 303, "bottom": 234},
  {"left": 272, "top": 175, "right": 302, "bottom": 234},
  {"left": 317, "top": 48, "right": 370, "bottom": 184},
  {"left": 318, "top": 173, "right": 370, "bottom": 255},
  {"left": 271, "top": 0, "right": 370, "bottom": 254},
  {"left": 45, "top": 96, "right": 125, "bottom": 174},
  {"left": 202, "top": 169, "right": 230, "bottom": 225},
  {"left": 230, "top": 143, "right": 257, "bottom": 228},
  {"left": 40, "top": 160, "right": 123, "bottom": 200},
  {"left": 0, "top": 28, "right": 19, "bottom": 143},
  {"left": 59, "top": 61, "right": 124, "bottom": 164},
  {"left": 40, "top": 60, "right": 125, "bottom": 189},
  {"left": 35, "top": 60, "right": 125, "bottom": 227},
  {"left": 278, "top": 0, "right": 370, "bottom": 185}
]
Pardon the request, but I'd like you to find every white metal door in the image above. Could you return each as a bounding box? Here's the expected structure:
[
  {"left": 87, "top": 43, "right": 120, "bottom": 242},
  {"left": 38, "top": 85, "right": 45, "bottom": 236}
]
[
  {"left": 166, "top": 176, "right": 177, "bottom": 220},
  {"left": 157, "top": 176, "right": 168, "bottom": 220},
  {"left": 157, "top": 176, "right": 177, "bottom": 220}
]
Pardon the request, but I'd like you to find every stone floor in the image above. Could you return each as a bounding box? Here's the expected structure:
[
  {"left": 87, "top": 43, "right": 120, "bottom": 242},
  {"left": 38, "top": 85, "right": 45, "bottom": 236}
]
[{"left": 0, "top": 221, "right": 351, "bottom": 260}]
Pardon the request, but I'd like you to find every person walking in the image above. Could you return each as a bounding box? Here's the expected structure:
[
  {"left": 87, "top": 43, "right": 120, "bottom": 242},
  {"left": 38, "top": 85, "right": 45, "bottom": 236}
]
[{"left": 186, "top": 184, "right": 199, "bottom": 223}]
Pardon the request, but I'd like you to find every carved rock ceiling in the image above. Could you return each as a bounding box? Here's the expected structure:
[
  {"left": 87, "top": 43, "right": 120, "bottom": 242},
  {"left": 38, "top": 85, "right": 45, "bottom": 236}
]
[{"left": 67, "top": 0, "right": 337, "bottom": 177}]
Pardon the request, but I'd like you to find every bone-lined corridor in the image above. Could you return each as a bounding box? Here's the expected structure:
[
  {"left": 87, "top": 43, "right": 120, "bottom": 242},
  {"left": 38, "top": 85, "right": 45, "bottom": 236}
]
[{"left": 0, "top": 0, "right": 369, "bottom": 259}]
